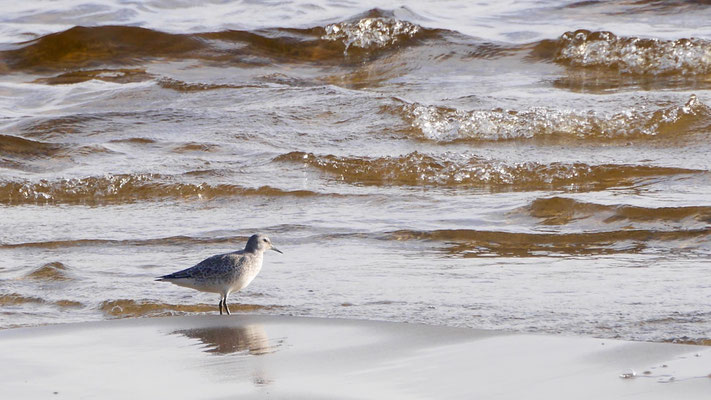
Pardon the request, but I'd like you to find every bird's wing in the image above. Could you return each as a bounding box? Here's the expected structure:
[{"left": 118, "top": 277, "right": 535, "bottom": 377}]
[{"left": 158, "top": 254, "right": 230, "bottom": 280}]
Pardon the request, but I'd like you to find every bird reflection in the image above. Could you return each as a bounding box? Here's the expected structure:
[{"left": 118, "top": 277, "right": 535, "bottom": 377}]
[{"left": 172, "top": 324, "right": 274, "bottom": 355}]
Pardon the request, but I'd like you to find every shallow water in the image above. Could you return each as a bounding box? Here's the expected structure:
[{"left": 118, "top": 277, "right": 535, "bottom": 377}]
[{"left": 0, "top": 0, "right": 710, "bottom": 343}]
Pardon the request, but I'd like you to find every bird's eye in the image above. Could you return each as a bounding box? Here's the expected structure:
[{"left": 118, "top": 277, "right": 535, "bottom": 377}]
[{"left": 263, "top": 238, "right": 268, "bottom": 242}]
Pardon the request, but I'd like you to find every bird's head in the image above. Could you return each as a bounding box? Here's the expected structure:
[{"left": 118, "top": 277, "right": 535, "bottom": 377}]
[{"left": 246, "top": 234, "right": 283, "bottom": 254}]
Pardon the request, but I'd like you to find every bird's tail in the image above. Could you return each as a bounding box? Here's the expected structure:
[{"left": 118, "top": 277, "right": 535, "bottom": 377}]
[{"left": 157, "top": 270, "right": 191, "bottom": 281}]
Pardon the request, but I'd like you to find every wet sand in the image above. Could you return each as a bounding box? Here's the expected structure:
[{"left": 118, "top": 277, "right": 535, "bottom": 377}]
[{"left": 0, "top": 315, "right": 709, "bottom": 399}]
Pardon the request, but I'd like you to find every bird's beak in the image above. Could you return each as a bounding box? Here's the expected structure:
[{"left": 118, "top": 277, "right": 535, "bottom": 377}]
[{"left": 271, "top": 247, "right": 283, "bottom": 254}]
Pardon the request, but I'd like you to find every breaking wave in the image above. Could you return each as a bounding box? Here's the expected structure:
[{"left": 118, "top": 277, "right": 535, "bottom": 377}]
[
  {"left": 396, "top": 95, "right": 710, "bottom": 141},
  {"left": 0, "top": 11, "right": 434, "bottom": 71},
  {"left": 276, "top": 151, "right": 700, "bottom": 190},
  {"left": 322, "top": 17, "right": 422, "bottom": 53},
  {"left": 545, "top": 30, "right": 711, "bottom": 75},
  {"left": 0, "top": 174, "right": 318, "bottom": 205}
]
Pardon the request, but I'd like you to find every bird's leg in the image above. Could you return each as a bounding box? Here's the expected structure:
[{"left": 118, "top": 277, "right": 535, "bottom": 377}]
[
  {"left": 218, "top": 298, "right": 223, "bottom": 315},
  {"left": 224, "top": 295, "right": 231, "bottom": 315}
]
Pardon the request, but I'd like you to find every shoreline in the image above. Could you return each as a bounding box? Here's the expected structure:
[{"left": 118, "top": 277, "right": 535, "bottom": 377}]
[
  {"left": 3, "top": 312, "right": 709, "bottom": 346},
  {"left": 1, "top": 314, "right": 709, "bottom": 399}
]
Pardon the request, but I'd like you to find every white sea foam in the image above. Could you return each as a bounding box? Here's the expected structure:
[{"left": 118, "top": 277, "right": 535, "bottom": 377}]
[
  {"left": 322, "top": 18, "right": 421, "bottom": 53},
  {"left": 402, "top": 95, "right": 707, "bottom": 141},
  {"left": 555, "top": 30, "right": 711, "bottom": 75}
]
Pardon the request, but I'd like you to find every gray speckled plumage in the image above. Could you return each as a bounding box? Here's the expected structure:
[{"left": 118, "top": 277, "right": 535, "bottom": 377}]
[{"left": 157, "top": 233, "right": 282, "bottom": 315}]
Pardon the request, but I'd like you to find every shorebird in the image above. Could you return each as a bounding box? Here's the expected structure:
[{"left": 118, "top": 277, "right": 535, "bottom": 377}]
[{"left": 156, "top": 234, "right": 282, "bottom": 315}]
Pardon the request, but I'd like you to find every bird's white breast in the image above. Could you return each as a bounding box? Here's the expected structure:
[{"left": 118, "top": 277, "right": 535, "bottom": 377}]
[{"left": 228, "top": 253, "right": 263, "bottom": 293}]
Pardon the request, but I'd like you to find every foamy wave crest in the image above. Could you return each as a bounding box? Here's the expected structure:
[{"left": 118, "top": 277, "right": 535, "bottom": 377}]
[
  {"left": 276, "top": 151, "right": 698, "bottom": 190},
  {"left": 554, "top": 30, "right": 711, "bottom": 75},
  {"left": 0, "top": 174, "right": 318, "bottom": 205},
  {"left": 0, "top": 16, "right": 431, "bottom": 71},
  {"left": 322, "top": 18, "right": 421, "bottom": 53},
  {"left": 400, "top": 95, "right": 708, "bottom": 141}
]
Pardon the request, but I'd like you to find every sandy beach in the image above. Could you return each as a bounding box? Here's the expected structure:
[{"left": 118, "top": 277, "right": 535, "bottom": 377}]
[{"left": 0, "top": 315, "right": 709, "bottom": 399}]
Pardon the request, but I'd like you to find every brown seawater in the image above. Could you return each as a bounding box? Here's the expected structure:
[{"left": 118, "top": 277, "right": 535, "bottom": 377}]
[{"left": 0, "top": 1, "right": 710, "bottom": 343}]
